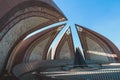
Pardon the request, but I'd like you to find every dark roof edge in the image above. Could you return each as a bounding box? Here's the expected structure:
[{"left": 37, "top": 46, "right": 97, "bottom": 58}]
[{"left": 0, "top": 0, "right": 67, "bottom": 20}]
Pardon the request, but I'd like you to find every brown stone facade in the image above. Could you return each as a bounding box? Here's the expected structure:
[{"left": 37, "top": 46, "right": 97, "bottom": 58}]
[
  {"left": 0, "top": 0, "right": 120, "bottom": 80},
  {"left": 0, "top": 0, "right": 66, "bottom": 77}
]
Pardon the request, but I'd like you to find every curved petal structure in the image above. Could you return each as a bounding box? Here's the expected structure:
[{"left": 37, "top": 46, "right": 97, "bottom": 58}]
[{"left": 0, "top": 0, "right": 120, "bottom": 80}]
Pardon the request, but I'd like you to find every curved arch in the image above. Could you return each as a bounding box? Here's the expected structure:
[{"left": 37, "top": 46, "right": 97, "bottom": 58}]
[
  {"left": 6, "top": 22, "right": 66, "bottom": 73},
  {"left": 23, "top": 27, "right": 60, "bottom": 62},
  {"left": 0, "top": 0, "right": 66, "bottom": 32},
  {"left": 76, "top": 24, "right": 120, "bottom": 63},
  {"left": 0, "top": 1, "right": 66, "bottom": 40},
  {"left": 0, "top": 0, "right": 66, "bottom": 74}
]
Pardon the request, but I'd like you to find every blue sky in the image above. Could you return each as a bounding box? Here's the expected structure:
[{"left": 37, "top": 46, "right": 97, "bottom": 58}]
[{"left": 54, "top": 0, "right": 120, "bottom": 49}]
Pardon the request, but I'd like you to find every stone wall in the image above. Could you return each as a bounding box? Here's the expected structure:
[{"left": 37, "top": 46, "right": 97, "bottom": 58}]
[{"left": 0, "top": 17, "right": 49, "bottom": 73}]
